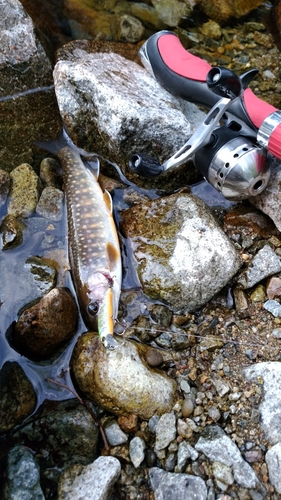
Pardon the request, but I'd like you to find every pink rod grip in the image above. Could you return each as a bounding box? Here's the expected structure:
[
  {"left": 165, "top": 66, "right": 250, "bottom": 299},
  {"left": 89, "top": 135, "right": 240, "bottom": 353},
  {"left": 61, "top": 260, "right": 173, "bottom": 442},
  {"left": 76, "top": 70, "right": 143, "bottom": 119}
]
[
  {"left": 157, "top": 34, "right": 211, "bottom": 82},
  {"left": 268, "top": 123, "right": 281, "bottom": 160},
  {"left": 243, "top": 88, "right": 277, "bottom": 128}
]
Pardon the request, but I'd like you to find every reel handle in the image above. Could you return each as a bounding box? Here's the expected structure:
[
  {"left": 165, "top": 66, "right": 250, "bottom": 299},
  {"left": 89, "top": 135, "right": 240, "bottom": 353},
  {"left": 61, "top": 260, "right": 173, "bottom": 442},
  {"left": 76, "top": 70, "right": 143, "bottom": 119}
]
[{"left": 140, "top": 30, "right": 281, "bottom": 160}]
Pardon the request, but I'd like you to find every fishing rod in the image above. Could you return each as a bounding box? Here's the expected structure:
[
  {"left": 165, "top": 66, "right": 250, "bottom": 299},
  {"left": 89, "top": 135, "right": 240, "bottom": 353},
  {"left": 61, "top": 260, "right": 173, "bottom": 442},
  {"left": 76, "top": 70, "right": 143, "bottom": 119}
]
[{"left": 129, "top": 30, "right": 281, "bottom": 201}]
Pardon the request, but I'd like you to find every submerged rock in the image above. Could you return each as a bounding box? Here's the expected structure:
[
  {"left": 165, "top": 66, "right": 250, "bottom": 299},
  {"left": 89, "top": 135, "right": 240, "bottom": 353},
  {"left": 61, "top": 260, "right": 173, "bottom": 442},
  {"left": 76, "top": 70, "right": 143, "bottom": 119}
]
[
  {"left": 197, "top": 0, "right": 264, "bottom": 24},
  {"left": 120, "top": 190, "right": 242, "bottom": 312},
  {"left": 0, "top": 169, "right": 10, "bottom": 207},
  {"left": 0, "top": 362, "right": 37, "bottom": 433},
  {"left": 3, "top": 445, "right": 44, "bottom": 500},
  {"left": 14, "top": 399, "right": 100, "bottom": 468},
  {"left": 7, "top": 163, "right": 41, "bottom": 218},
  {"left": 14, "top": 287, "right": 78, "bottom": 358},
  {"left": 0, "top": 214, "right": 27, "bottom": 250},
  {"left": 36, "top": 186, "right": 64, "bottom": 221},
  {"left": 71, "top": 332, "right": 177, "bottom": 419}
]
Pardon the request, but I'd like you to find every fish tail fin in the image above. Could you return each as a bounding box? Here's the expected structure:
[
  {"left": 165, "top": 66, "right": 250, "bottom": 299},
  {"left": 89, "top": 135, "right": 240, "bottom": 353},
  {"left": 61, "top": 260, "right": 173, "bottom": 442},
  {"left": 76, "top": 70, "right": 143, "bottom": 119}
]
[{"left": 35, "top": 129, "right": 68, "bottom": 156}]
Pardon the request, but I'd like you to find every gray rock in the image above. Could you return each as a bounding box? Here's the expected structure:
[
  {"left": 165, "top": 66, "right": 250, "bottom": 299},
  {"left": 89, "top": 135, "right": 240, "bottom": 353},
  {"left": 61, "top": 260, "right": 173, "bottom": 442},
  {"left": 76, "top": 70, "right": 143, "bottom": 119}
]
[
  {"left": 195, "top": 425, "right": 259, "bottom": 489},
  {"left": 57, "top": 456, "right": 121, "bottom": 500},
  {"left": 121, "top": 191, "right": 242, "bottom": 313},
  {"left": 263, "top": 299, "right": 281, "bottom": 317},
  {"left": 176, "top": 440, "right": 191, "bottom": 472},
  {"left": 53, "top": 49, "right": 204, "bottom": 186},
  {"left": 243, "top": 362, "right": 281, "bottom": 444},
  {"left": 149, "top": 467, "right": 207, "bottom": 500},
  {"left": 129, "top": 436, "right": 146, "bottom": 468},
  {"left": 117, "top": 14, "right": 145, "bottom": 43},
  {"left": 237, "top": 245, "right": 281, "bottom": 289},
  {"left": 211, "top": 373, "right": 230, "bottom": 397},
  {"left": 151, "top": 0, "right": 192, "bottom": 27},
  {"left": 3, "top": 445, "right": 44, "bottom": 500},
  {"left": 36, "top": 187, "right": 64, "bottom": 221},
  {"left": 265, "top": 442, "right": 281, "bottom": 494},
  {"left": 212, "top": 461, "right": 234, "bottom": 491},
  {"left": 155, "top": 412, "right": 177, "bottom": 450},
  {"left": 104, "top": 420, "right": 128, "bottom": 446}
]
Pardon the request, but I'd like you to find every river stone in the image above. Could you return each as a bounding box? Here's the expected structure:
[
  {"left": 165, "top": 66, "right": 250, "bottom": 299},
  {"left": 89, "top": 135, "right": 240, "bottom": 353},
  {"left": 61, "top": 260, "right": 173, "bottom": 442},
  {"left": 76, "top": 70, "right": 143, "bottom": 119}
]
[
  {"left": 0, "top": 361, "right": 37, "bottom": 433},
  {"left": 265, "top": 442, "right": 281, "bottom": 494},
  {"left": 14, "top": 287, "right": 78, "bottom": 358},
  {"left": 237, "top": 245, "right": 281, "bottom": 289},
  {"left": 149, "top": 467, "right": 207, "bottom": 500},
  {"left": 71, "top": 332, "right": 177, "bottom": 419},
  {"left": 36, "top": 186, "right": 64, "bottom": 221},
  {"left": 150, "top": 0, "right": 192, "bottom": 27},
  {"left": 14, "top": 399, "right": 99, "bottom": 468},
  {"left": 197, "top": 0, "right": 264, "bottom": 24},
  {"left": 7, "top": 163, "right": 41, "bottom": 217},
  {"left": 120, "top": 190, "right": 242, "bottom": 312},
  {"left": 54, "top": 46, "right": 205, "bottom": 189},
  {"left": 3, "top": 445, "right": 44, "bottom": 500},
  {"left": 57, "top": 456, "right": 121, "bottom": 500},
  {"left": 243, "top": 362, "right": 281, "bottom": 445}
]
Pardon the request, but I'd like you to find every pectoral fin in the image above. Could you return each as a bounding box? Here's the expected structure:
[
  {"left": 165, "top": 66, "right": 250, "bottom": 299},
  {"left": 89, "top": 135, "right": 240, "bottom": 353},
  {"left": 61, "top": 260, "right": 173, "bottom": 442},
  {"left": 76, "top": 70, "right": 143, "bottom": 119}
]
[{"left": 106, "top": 242, "right": 120, "bottom": 271}]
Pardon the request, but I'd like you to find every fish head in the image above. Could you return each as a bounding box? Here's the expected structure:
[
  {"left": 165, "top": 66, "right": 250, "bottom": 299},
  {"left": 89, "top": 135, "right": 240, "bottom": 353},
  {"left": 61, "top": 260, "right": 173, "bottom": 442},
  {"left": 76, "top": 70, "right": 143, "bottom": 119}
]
[{"left": 82, "top": 271, "right": 121, "bottom": 349}]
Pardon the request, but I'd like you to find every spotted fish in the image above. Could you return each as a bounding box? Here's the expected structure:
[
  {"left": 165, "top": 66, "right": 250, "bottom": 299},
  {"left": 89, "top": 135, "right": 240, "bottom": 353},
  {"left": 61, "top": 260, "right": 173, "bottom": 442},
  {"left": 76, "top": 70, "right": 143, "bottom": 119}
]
[{"left": 38, "top": 132, "right": 122, "bottom": 349}]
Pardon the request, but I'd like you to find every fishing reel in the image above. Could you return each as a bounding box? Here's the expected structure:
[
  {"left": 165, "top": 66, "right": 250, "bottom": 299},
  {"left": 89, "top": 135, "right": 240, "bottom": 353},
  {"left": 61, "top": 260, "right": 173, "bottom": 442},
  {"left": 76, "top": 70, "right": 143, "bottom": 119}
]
[{"left": 129, "top": 31, "right": 276, "bottom": 201}]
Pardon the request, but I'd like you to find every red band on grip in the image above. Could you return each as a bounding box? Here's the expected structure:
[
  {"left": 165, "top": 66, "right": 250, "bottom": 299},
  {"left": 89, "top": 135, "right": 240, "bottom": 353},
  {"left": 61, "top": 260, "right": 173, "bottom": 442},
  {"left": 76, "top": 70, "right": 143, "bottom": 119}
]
[
  {"left": 268, "top": 123, "right": 281, "bottom": 160},
  {"left": 243, "top": 88, "right": 277, "bottom": 128},
  {"left": 157, "top": 35, "right": 211, "bottom": 82}
]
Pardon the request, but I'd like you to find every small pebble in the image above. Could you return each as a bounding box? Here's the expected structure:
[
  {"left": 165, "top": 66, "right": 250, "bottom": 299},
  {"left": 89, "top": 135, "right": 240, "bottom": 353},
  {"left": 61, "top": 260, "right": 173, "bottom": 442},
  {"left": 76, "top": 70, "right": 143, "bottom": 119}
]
[
  {"left": 145, "top": 348, "right": 163, "bottom": 367},
  {"left": 182, "top": 397, "right": 194, "bottom": 417}
]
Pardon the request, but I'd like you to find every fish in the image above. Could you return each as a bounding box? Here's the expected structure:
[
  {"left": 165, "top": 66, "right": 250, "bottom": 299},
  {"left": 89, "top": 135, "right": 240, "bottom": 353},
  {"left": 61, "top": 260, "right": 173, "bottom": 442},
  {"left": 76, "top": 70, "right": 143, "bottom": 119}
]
[{"left": 37, "top": 131, "right": 122, "bottom": 349}]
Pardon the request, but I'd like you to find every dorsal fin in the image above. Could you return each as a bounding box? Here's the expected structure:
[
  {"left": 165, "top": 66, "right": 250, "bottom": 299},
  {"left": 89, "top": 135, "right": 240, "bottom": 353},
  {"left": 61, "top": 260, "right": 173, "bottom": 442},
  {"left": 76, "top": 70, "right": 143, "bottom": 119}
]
[
  {"left": 103, "top": 190, "right": 113, "bottom": 213},
  {"left": 106, "top": 242, "right": 119, "bottom": 271}
]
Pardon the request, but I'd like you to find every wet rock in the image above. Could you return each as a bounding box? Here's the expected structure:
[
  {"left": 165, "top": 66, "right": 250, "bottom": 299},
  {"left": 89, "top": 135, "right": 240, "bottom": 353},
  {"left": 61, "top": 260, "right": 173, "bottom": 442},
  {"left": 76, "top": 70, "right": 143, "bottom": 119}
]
[
  {"left": 197, "top": 0, "right": 264, "bottom": 24},
  {"left": 15, "top": 399, "right": 99, "bottom": 467},
  {"left": 54, "top": 46, "right": 205, "bottom": 189},
  {"left": 0, "top": 169, "right": 10, "bottom": 207},
  {"left": 117, "top": 14, "right": 145, "bottom": 43},
  {"left": 150, "top": 0, "right": 192, "bottom": 27},
  {"left": 0, "top": 0, "right": 61, "bottom": 171},
  {"left": 0, "top": 362, "right": 37, "bottom": 433},
  {"left": 3, "top": 445, "right": 44, "bottom": 500},
  {"left": 195, "top": 425, "right": 259, "bottom": 489},
  {"left": 14, "top": 287, "right": 78, "bottom": 358},
  {"left": 57, "top": 456, "right": 121, "bottom": 500},
  {"left": 265, "top": 442, "right": 281, "bottom": 494},
  {"left": 64, "top": 0, "right": 115, "bottom": 40},
  {"left": 237, "top": 245, "right": 281, "bottom": 289},
  {"left": 118, "top": 414, "right": 138, "bottom": 433},
  {"left": 155, "top": 412, "right": 176, "bottom": 451},
  {"left": 7, "top": 164, "right": 41, "bottom": 217},
  {"left": 36, "top": 186, "right": 64, "bottom": 221},
  {"left": 121, "top": 191, "right": 242, "bottom": 313},
  {"left": 0, "top": 214, "right": 27, "bottom": 250},
  {"left": 149, "top": 467, "right": 207, "bottom": 500},
  {"left": 39, "top": 157, "right": 62, "bottom": 188},
  {"left": 130, "top": 2, "right": 166, "bottom": 30},
  {"left": 243, "top": 362, "right": 281, "bottom": 445},
  {"left": 129, "top": 436, "right": 146, "bottom": 468},
  {"left": 71, "top": 333, "right": 177, "bottom": 419},
  {"left": 24, "top": 255, "right": 57, "bottom": 295}
]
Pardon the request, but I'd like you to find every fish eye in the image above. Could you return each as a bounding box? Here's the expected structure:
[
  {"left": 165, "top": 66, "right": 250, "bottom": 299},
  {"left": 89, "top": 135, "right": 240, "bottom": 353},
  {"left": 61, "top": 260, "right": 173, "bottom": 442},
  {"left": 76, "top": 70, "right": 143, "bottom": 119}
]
[{"left": 87, "top": 301, "right": 99, "bottom": 316}]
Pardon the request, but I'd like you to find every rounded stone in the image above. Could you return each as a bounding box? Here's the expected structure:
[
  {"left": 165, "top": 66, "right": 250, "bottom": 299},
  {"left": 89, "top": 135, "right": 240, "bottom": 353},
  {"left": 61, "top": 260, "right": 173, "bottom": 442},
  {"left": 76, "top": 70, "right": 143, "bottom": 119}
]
[
  {"left": 71, "top": 332, "right": 177, "bottom": 419},
  {"left": 14, "top": 287, "right": 78, "bottom": 358}
]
